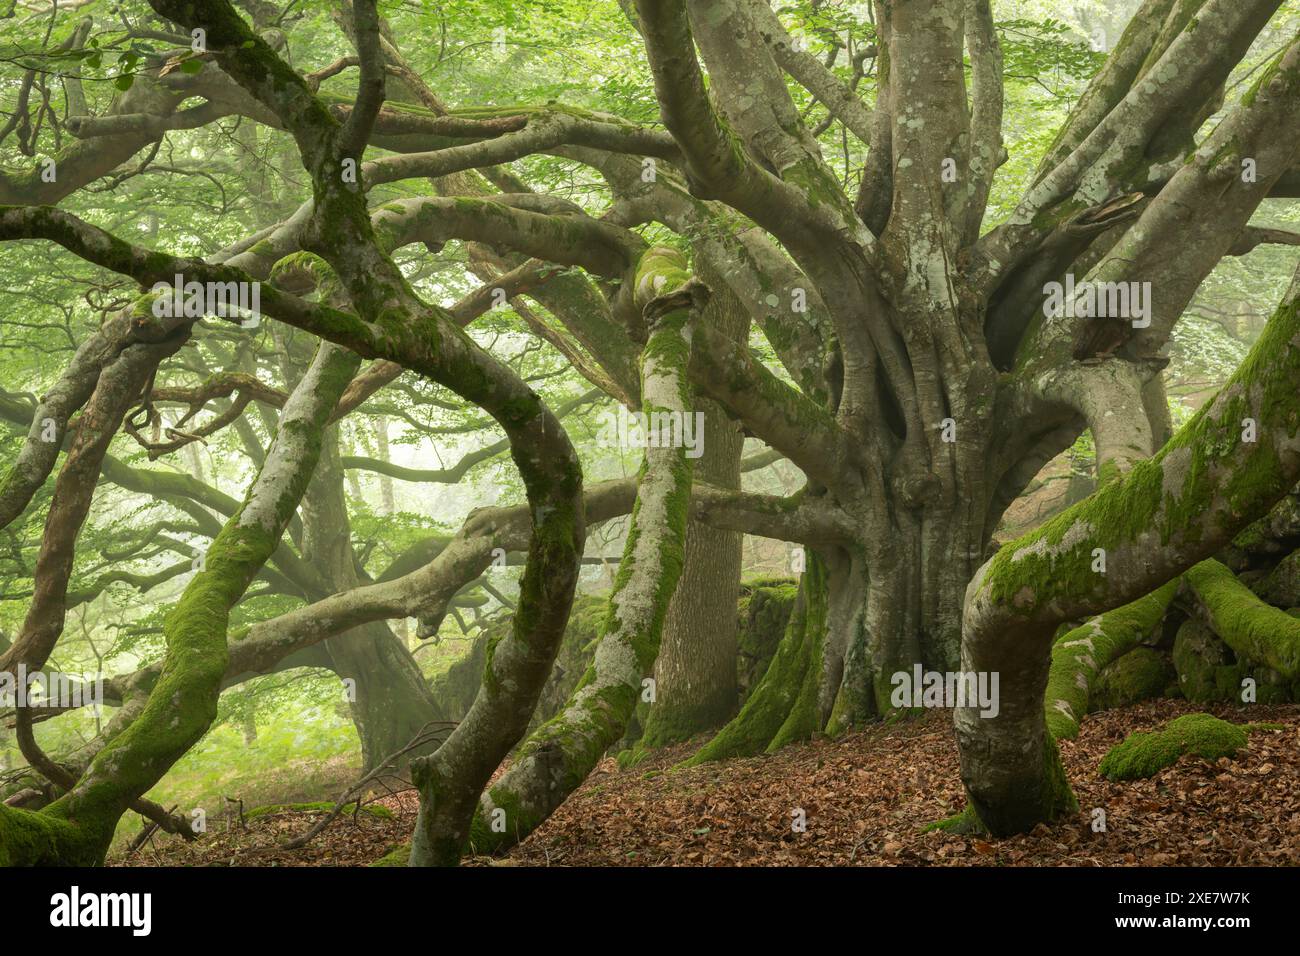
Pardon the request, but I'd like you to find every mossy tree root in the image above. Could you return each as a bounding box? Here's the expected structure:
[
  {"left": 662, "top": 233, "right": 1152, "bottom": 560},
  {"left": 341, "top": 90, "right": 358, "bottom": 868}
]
[
  {"left": 680, "top": 553, "right": 829, "bottom": 766},
  {"left": 1044, "top": 580, "right": 1177, "bottom": 739},
  {"left": 1185, "top": 558, "right": 1300, "bottom": 679}
]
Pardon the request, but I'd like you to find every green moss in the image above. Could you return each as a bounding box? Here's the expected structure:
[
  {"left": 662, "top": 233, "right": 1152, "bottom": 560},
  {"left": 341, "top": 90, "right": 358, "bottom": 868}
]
[
  {"left": 984, "top": 292, "right": 1300, "bottom": 621},
  {"left": 1092, "top": 647, "right": 1177, "bottom": 711},
  {"left": 681, "top": 557, "right": 828, "bottom": 766},
  {"left": 1099, "top": 713, "right": 1249, "bottom": 781},
  {"left": 923, "top": 804, "right": 987, "bottom": 835},
  {"left": 1041, "top": 732, "right": 1080, "bottom": 818},
  {"left": 0, "top": 804, "right": 100, "bottom": 867},
  {"left": 1241, "top": 45, "right": 1288, "bottom": 108},
  {"left": 1172, "top": 617, "right": 1244, "bottom": 703},
  {"left": 467, "top": 785, "right": 533, "bottom": 854},
  {"left": 736, "top": 580, "right": 797, "bottom": 703},
  {"left": 269, "top": 250, "right": 340, "bottom": 298},
  {"left": 481, "top": 628, "right": 506, "bottom": 696},
  {"left": 1045, "top": 580, "right": 1177, "bottom": 738},
  {"left": 1258, "top": 549, "right": 1300, "bottom": 606},
  {"left": 370, "top": 843, "right": 412, "bottom": 866},
  {"left": 1185, "top": 559, "right": 1300, "bottom": 679}
]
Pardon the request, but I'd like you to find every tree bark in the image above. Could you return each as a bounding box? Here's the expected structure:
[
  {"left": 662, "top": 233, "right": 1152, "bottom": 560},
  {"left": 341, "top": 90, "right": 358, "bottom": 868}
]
[
  {"left": 301, "top": 431, "right": 439, "bottom": 771},
  {"left": 638, "top": 273, "right": 748, "bottom": 747}
]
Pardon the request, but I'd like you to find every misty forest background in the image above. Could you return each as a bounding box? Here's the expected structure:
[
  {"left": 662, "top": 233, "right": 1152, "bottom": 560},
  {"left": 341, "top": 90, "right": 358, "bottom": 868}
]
[{"left": 1, "top": 0, "right": 1299, "bottom": 866}]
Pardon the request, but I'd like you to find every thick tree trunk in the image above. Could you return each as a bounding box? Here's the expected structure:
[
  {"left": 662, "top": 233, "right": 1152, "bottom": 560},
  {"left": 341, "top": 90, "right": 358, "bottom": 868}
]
[
  {"left": 638, "top": 261, "right": 750, "bottom": 746},
  {"left": 638, "top": 394, "right": 744, "bottom": 746},
  {"left": 690, "top": 471, "right": 992, "bottom": 761},
  {"left": 326, "top": 621, "right": 439, "bottom": 771},
  {"left": 683, "top": 550, "right": 834, "bottom": 763},
  {"left": 302, "top": 432, "right": 439, "bottom": 772},
  {"left": 957, "top": 265, "right": 1300, "bottom": 836}
]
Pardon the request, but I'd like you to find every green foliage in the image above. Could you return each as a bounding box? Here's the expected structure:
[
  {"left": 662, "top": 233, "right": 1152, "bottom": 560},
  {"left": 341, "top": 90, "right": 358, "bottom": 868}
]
[{"left": 0, "top": 0, "right": 1298, "bottom": 861}]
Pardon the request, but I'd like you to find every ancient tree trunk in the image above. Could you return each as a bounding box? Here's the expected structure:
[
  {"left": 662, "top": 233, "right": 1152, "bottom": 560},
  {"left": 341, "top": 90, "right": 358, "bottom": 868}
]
[
  {"left": 689, "top": 432, "right": 994, "bottom": 761},
  {"left": 958, "top": 272, "right": 1300, "bottom": 836},
  {"left": 301, "top": 433, "right": 439, "bottom": 771},
  {"left": 638, "top": 274, "right": 748, "bottom": 746},
  {"left": 639, "top": 438, "right": 743, "bottom": 746},
  {"left": 454, "top": 247, "right": 702, "bottom": 858}
]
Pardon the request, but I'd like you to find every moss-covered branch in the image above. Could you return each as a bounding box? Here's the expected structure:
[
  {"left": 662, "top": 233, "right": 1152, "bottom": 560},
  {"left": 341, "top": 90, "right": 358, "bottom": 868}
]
[
  {"left": 957, "top": 265, "right": 1300, "bottom": 836},
  {"left": 1185, "top": 558, "right": 1300, "bottom": 679},
  {"left": 0, "top": 343, "right": 359, "bottom": 865},
  {"left": 455, "top": 247, "right": 702, "bottom": 857},
  {"left": 1044, "top": 580, "right": 1177, "bottom": 739}
]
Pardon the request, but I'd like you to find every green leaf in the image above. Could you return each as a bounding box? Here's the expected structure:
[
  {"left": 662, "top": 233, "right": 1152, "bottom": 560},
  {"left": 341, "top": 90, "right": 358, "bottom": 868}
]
[
  {"left": 180, "top": 58, "right": 204, "bottom": 75},
  {"left": 113, "top": 74, "right": 134, "bottom": 91}
]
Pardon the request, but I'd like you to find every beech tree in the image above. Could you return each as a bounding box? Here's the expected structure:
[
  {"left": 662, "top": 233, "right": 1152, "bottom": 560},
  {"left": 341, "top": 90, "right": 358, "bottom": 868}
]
[{"left": 1, "top": 0, "right": 1298, "bottom": 865}]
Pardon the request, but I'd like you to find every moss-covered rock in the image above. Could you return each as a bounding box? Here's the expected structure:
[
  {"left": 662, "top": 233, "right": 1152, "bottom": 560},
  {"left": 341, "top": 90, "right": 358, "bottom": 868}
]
[
  {"left": 1172, "top": 618, "right": 1247, "bottom": 703},
  {"left": 736, "top": 577, "right": 797, "bottom": 704},
  {"left": 1171, "top": 607, "right": 1298, "bottom": 705},
  {"left": 1098, "top": 713, "right": 1248, "bottom": 781},
  {"left": 1092, "top": 647, "right": 1177, "bottom": 711},
  {"left": 1262, "top": 552, "right": 1300, "bottom": 607}
]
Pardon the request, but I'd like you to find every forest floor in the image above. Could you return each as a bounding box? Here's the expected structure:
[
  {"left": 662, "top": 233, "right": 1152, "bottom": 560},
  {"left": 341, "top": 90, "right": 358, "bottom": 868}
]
[{"left": 111, "top": 698, "right": 1300, "bottom": 866}]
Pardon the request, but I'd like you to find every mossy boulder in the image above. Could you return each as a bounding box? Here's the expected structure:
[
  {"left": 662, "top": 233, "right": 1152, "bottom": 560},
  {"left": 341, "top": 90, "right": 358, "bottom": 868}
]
[
  {"left": 1250, "top": 672, "right": 1300, "bottom": 704},
  {"left": 1171, "top": 612, "right": 1298, "bottom": 705},
  {"left": 736, "top": 577, "right": 797, "bottom": 704},
  {"left": 1172, "top": 618, "right": 1247, "bottom": 703},
  {"left": 1092, "top": 647, "right": 1177, "bottom": 711},
  {"left": 1098, "top": 713, "right": 1248, "bottom": 781}
]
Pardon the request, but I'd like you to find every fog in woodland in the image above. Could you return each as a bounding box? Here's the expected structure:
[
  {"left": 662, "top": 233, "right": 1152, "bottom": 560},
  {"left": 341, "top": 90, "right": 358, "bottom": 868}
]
[{"left": 0, "top": 0, "right": 1298, "bottom": 869}]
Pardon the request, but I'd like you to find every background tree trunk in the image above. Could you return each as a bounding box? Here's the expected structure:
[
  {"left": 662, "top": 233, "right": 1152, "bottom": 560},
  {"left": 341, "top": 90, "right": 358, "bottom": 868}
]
[
  {"left": 638, "top": 394, "right": 744, "bottom": 746},
  {"left": 639, "top": 265, "right": 769, "bottom": 747},
  {"left": 303, "top": 433, "right": 439, "bottom": 772}
]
